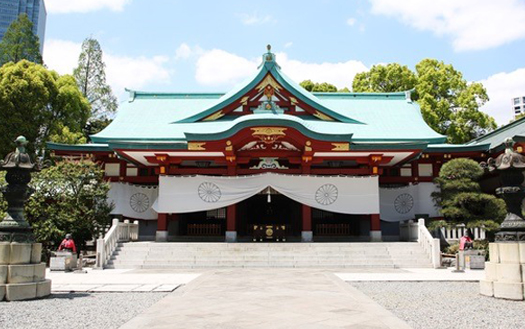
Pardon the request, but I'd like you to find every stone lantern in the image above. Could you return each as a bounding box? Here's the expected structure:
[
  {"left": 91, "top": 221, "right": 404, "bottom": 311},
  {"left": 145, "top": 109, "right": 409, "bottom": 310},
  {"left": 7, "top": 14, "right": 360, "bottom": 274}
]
[
  {"left": 480, "top": 138, "right": 525, "bottom": 300},
  {"left": 0, "top": 136, "right": 51, "bottom": 301}
]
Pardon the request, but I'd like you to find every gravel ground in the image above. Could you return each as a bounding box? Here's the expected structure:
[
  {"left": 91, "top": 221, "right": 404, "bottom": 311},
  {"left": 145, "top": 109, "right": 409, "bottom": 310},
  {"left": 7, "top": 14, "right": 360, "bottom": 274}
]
[
  {"left": 0, "top": 292, "right": 168, "bottom": 329},
  {"left": 351, "top": 282, "right": 525, "bottom": 329}
]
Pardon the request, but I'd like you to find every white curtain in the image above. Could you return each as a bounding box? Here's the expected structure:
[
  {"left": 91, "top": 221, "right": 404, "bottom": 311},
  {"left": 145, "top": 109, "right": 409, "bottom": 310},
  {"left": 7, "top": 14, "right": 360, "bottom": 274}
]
[
  {"left": 379, "top": 183, "right": 440, "bottom": 222},
  {"left": 108, "top": 182, "right": 159, "bottom": 220},
  {"left": 156, "top": 173, "right": 379, "bottom": 214}
]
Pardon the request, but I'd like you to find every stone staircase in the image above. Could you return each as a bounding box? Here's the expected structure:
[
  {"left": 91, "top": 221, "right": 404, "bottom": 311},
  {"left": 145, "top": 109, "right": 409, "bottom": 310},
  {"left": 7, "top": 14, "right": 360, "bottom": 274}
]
[{"left": 105, "top": 242, "right": 433, "bottom": 269}]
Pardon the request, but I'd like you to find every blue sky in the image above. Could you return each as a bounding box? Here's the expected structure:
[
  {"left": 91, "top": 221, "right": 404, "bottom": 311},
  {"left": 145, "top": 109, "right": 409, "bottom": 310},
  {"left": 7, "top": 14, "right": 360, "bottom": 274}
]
[{"left": 43, "top": 0, "right": 525, "bottom": 125}]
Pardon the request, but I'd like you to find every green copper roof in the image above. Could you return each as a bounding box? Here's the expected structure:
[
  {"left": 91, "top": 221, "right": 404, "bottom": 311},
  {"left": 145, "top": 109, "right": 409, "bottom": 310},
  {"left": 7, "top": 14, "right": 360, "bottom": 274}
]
[
  {"left": 467, "top": 116, "right": 525, "bottom": 152},
  {"left": 89, "top": 48, "right": 447, "bottom": 146},
  {"left": 47, "top": 142, "right": 110, "bottom": 152}
]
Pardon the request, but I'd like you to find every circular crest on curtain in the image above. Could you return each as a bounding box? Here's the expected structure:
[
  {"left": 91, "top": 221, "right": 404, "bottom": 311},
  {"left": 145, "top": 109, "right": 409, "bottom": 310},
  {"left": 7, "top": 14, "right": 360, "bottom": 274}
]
[
  {"left": 198, "top": 182, "right": 222, "bottom": 203},
  {"left": 315, "top": 184, "right": 338, "bottom": 205},
  {"left": 394, "top": 193, "right": 414, "bottom": 214},
  {"left": 130, "top": 193, "right": 150, "bottom": 213}
]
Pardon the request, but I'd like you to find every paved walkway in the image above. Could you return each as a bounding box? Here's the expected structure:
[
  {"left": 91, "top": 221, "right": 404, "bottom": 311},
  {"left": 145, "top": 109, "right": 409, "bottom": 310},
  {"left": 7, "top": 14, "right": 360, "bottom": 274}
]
[
  {"left": 120, "top": 269, "right": 412, "bottom": 329},
  {"left": 47, "top": 268, "right": 201, "bottom": 292}
]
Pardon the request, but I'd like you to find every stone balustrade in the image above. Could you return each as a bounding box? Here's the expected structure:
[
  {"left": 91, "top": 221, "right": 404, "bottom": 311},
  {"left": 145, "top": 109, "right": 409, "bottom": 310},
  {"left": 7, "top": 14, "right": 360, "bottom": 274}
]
[{"left": 0, "top": 242, "right": 51, "bottom": 301}]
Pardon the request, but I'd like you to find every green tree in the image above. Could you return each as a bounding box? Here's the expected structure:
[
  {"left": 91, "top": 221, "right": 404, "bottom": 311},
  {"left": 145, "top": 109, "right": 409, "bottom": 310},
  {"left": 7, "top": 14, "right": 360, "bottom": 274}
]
[
  {"left": 83, "top": 117, "right": 112, "bottom": 141},
  {"left": 0, "top": 14, "right": 42, "bottom": 65},
  {"left": 0, "top": 60, "right": 90, "bottom": 158},
  {"left": 23, "top": 159, "right": 113, "bottom": 252},
  {"left": 432, "top": 158, "right": 506, "bottom": 233},
  {"left": 300, "top": 80, "right": 338, "bottom": 92},
  {"left": 352, "top": 63, "right": 417, "bottom": 93},
  {"left": 74, "top": 37, "right": 117, "bottom": 119},
  {"left": 49, "top": 125, "right": 87, "bottom": 145},
  {"left": 353, "top": 59, "right": 497, "bottom": 144}
]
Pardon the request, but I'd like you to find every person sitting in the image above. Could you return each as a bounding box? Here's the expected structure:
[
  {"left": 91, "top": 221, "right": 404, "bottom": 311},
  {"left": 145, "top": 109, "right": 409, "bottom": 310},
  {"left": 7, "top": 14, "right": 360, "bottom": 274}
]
[
  {"left": 58, "top": 234, "right": 77, "bottom": 253},
  {"left": 459, "top": 233, "right": 473, "bottom": 251}
]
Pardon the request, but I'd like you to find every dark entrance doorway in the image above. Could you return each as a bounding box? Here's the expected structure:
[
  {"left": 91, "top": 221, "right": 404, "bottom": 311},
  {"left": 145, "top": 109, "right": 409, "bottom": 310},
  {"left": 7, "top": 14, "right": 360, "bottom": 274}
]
[{"left": 237, "top": 193, "right": 302, "bottom": 240}]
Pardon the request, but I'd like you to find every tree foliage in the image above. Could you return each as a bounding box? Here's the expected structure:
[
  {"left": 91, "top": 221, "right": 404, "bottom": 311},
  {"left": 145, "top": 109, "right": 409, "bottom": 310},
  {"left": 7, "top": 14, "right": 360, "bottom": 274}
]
[
  {"left": 49, "top": 125, "right": 87, "bottom": 145},
  {"left": 73, "top": 37, "right": 117, "bottom": 119},
  {"left": 352, "top": 63, "right": 417, "bottom": 93},
  {"left": 300, "top": 80, "right": 349, "bottom": 92},
  {"left": 352, "top": 60, "right": 497, "bottom": 144},
  {"left": 432, "top": 158, "right": 506, "bottom": 231},
  {"left": 21, "top": 160, "right": 113, "bottom": 251},
  {"left": 0, "top": 14, "right": 42, "bottom": 65},
  {"left": 0, "top": 60, "right": 90, "bottom": 158}
]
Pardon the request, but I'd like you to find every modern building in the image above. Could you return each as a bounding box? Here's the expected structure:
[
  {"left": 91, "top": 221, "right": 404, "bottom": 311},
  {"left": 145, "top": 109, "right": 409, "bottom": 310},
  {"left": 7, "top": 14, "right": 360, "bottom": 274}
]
[
  {"left": 0, "top": 0, "right": 46, "bottom": 53},
  {"left": 49, "top": 47, "right": 525, "bottom": 243},
  {"left": 512, "top": 96, "right": 525, "bottom": 118}
]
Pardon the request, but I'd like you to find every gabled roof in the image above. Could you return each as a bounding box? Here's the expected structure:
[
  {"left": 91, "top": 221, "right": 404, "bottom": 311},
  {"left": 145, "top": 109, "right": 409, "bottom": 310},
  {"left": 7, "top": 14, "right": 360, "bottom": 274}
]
[
  {"left": 83, "top": 46, "right": 446, "bottom": 146},
  {"left": 467, "top": 115, "right": 525, "bottom": 152},
  {"left": 176, "top": 50, "right": 362, "bottom": 124}
]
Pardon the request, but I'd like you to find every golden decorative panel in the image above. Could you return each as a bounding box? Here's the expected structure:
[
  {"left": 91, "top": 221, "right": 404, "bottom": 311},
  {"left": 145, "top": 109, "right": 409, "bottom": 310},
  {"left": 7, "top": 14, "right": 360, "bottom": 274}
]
[
  {"left": 251, "top": 127, "right": 287, "bottom": 144},
  {"left": 313, "top": 110, "right": 334, "bottom": 121},
  {"left": 240, "top": 96, "right": 249, "bottom": 105},
  {"left": 256, "top": 75, "right": 282, "bottom": 92},
  {"left": 290, "top": 97, "right": 298, "bottom": 105},
  {"left": 203, "top": 110, "right": 224, "bottom": 121},
  {"left": 331, "top": 143, "right": 350, "bottom": 151},
  {"left": 188, "top": 142, "right": 206, "bottom": 151}
]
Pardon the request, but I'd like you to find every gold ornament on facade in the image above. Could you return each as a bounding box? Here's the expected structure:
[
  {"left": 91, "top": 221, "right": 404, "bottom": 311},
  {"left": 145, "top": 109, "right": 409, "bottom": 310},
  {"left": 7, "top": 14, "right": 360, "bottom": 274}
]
[
  {"left": 240, "top": 96, "right": 249, "bottom": 105},
  {"left": 203, "top": 110, "right": 225, "bottom": 121},
  {"left": 188, "top": 142, "right": 206, "bottom": 151},
  {"left": 313, "top": 110, "right": 334, "bottom": 121},
  {"left": 251, "top": 127, "right": 287, "bottom": 144},
  {"left": 256, "top": 75, "right": 282, "bottom": 92},
  {"left": 225, "top": 140, "right": 233, "bottom": 151},
  {"left": 290, "top": 97, "right": 298, "bottom": 105},
  {"left": 331, "top": 143, "right": 349, "bottom": 151}
]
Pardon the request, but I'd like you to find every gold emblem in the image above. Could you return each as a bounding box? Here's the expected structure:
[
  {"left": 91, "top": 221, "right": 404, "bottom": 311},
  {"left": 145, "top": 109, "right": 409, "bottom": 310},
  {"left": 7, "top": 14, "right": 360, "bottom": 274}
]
[
  {"left": 256, "top": 74, "right": 282, "bottom": 92},
  {"left": 313, "top": 110, "right": 334, "bottom": 121},
  {"left": 331, "top": 143, "right": 349, "bottom": 151},
  {"left": 240, "top": 96, "right": 249, "bottom": 105},
  {"left": 188, "top": 142, "right": 206, "bottom": 151},
  {"left": 203, "top": 110, "right": 224, "bottom": 121},
  {"left": 266, "top": 228, "right": 273, "bottom": 236},
  {"left": 251, "top": 127, "right": 287, "bottom": 144}
]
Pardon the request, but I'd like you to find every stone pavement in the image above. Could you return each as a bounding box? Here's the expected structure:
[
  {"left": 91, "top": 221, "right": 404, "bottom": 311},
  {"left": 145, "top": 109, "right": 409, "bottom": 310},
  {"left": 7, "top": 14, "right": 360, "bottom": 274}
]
[
  {"left": 47, "top": 268, "right": 201, "bottom": 292},
  {"left": 119, "top": 268, "right": 412, "bottom": 329},
  {"left": 336, "top": 267, "right": 485, "bottom": 282}
]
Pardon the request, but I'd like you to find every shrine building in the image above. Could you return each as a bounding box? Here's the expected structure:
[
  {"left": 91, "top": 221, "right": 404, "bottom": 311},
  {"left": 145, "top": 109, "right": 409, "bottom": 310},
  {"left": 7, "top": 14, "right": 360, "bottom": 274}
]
[{"left": 48, "top": 46, "right": 525, "bottom": 243}]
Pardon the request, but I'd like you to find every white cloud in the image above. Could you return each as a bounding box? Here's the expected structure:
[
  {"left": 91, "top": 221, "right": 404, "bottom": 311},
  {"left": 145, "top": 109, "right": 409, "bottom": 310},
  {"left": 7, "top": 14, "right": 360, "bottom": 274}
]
[
  {"left": 43, "top": 38, "right": 171, "bottom": 100},
  {"left": 194, "top": 48, "right": 367, "bottom": 90},
  {"left": 284, "top": 42, "right": 293, "bottom": 49},
  {"left": 45, "top": 0, "right": 132, "bottom": 14},
  {"left": 175, "top": 43, "right": 204, "bottom": 60},
  {"left": 479, "top": 68, "right": 525, "bottom": 125},
  {"left": 346, "top": 18, "right": 356, "bottom": 26},
  {"left": 196, "top": 49, "right": 258, "bottom": 86},
  {"left": 369, "top": 0, "right": 525, "bottom": 51},
  {"left": 237, "top": 12, "right": 274, "bottom": 25}
]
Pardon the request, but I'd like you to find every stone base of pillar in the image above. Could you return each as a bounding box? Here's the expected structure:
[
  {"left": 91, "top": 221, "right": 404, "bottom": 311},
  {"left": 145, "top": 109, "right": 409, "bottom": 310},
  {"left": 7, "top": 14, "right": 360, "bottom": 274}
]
[
  {"left": 480, "top": 242, "right": 525, "bottom": 300},
  {"left": 155, "top": 231, "right": 168, "bottom": 242},
  {"left": 370, "top": 230, "right": 382, "bottom": 242},
  {"left": 225, "top": 231, "right": 237, "bottom": 242},
  {"left": 301, "top": 231, "right": 313, "bottom": 242}
]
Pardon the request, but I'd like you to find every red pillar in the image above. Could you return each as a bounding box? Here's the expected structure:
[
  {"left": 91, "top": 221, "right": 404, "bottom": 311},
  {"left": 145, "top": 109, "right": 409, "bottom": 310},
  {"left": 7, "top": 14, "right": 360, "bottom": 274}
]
[
  {"left": 301, "top": 205, "right": 313, "bottom": 242},
  {"left": 226, "top": 204, "right": 237, "bottom": 242},
  {"left": 302, "top": 205, "right": 312, "bottom": 231},
  {"left": 156, "top": 213, "right": 168, "bottom": 242},
  {"left": 226, "top": 204, "right": 236, "bottom": 231},
  {"left": 370, "top": 214, "right": 382, "bottom": 242}
]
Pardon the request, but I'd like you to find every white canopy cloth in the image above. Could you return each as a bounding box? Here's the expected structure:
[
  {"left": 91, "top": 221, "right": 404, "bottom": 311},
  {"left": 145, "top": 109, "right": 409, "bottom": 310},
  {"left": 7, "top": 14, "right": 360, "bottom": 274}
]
[
  {"left": 379, "top": 182, "right": 441, "bottom": 222},
  {"left": 156, "top": 173, "right": 379, "bottom": 214},
  {"left": 108, "top": 182, "right": 159, "bottom": 220}
]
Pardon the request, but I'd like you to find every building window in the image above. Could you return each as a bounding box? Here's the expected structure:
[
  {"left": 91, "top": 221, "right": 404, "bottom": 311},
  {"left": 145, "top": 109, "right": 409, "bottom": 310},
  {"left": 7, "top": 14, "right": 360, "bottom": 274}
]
[
  {"left": 514, "top": 97, "right": 520, "bottom": 105},
  {"left": 104, "top": 163, "right": 120, "bottom": 176},
  {"left": 206, "top": 208, "right": 226, "bottom": 219},
  {"left": 418, "top": 163, "right": 433, "bottom": 177},
  {"left": 400, "top": 165, "right": 412, "bottom": 177}
]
